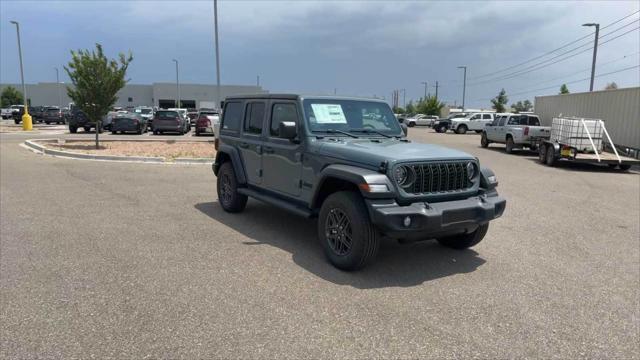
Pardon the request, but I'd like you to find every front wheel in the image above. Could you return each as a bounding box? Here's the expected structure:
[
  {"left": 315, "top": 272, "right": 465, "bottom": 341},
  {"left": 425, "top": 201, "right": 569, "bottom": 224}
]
[
  {"left": 480, "top": 132, "right": 489, "bottom": 148},
  {"left": 437, "top": 223, "right": 489, "bottom": 249},
  {"left": 318, "top": 191, "right": 380, "bottom": 271},
  {"left": 456, "top": 125, "right": 467, "bottom": 134},
  {"left": 436, "top": 125, "right": 447, "bottom": 133},
  {"left": 217, "top": 162, "right": 248, "bottom": 213}
]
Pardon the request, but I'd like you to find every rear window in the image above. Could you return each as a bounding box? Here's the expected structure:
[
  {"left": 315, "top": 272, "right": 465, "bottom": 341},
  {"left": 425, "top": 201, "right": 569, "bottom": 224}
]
[
  {"left": 222, "top": 102, "right": 242, "bottom": 131},
  {"left": 156, "top": 111, "right": 178, "bottom": 119},
  {"left": 528, "top": 116, "right": 540, "bottom": 126},
  {"left": 46, "top": 108, "right": 59, "bottom": 113}
]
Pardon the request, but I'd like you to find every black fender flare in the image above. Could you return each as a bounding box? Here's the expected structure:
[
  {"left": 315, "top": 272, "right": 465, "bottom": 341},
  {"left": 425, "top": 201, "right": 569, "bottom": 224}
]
[
  {"left": 310, "top": 164, "right": 394, "bottom": 209},
  {"left": 213, "top": 144, "right": 247, "bottom": 185}
]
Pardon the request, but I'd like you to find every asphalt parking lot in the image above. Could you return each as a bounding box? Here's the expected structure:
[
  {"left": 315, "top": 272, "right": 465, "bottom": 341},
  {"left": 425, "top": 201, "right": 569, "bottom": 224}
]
[{"left": 1, "top": 126, "right": 638, "bottom": 358}]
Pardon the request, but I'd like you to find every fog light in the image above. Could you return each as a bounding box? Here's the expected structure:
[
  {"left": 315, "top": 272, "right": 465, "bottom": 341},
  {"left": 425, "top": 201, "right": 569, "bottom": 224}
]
[
  {"left": 403, "top": 216, "right": 411, "bottom": 227},
  {"left": 487, "top": 175, "right": 497, "bottom": 183}
]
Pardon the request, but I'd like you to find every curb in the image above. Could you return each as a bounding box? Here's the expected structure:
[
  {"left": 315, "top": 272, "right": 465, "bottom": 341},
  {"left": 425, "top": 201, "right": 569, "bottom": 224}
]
[{"left": 24, "top": 139, "right": 213, "bottom": 165}]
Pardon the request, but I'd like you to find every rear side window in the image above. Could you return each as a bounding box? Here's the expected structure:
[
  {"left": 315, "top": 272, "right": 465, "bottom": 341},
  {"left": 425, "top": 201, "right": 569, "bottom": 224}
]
[
  {"left": 528, "top": 116, "right": 540, "bottom": 126},
  {"left": 507, "top": 116, "right": 520, "bottom": 125},
  {"left": 222, "top": 102, "right": 242, "bottom": 131},
  {"left": 498, "top": 117, "right": 506, "bottom": 126},
  {"left": 483, "top": 114, "right": 492, "bottom": 119},
  {"left": 244, "top": 102, "right": 265, "bottom": 135},
  {"left": 270, "top": 103, "right": 298, "bottom": 136}
]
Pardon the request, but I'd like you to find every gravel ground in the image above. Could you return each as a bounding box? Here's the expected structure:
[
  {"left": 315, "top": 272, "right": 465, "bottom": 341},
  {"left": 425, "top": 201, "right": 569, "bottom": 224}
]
[
  {"left": 1, "top": 128, "right": 638, "bottom": 358},
  {"left": 44, "top": 140, "right": 215, "bottom": 159}
]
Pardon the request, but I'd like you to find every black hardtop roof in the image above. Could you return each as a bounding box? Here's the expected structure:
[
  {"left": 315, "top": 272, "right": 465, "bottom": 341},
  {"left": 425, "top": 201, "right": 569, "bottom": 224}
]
[{"left": 224, "top": 94, "right": 388, "bottom": 103}]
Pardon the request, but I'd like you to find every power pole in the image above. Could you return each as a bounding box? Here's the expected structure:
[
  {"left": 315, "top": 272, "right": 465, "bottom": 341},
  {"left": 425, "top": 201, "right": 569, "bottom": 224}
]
[
  {"left": 420, "top": 81, "right": 427, "bottom": 99},
  {"left": 435, "top": 81, "right": 439, "bottom": 99},
  {"left": 457, "top": 66, "right": 467, "bottom": 110},
  {"left": 583, "top": 23, "right": 599, "bottom": 92}
]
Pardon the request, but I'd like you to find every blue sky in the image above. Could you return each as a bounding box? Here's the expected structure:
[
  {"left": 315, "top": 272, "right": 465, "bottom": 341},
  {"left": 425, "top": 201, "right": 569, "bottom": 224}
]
[{"left": 1, "top": 0, "right": 639, "bottom": 108}]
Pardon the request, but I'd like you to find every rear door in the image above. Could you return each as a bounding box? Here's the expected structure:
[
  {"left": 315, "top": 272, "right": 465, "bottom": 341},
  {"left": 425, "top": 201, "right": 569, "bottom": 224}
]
[
  {"left": 262, "top": 101, "right": 303, "bottom": 197},
  {"left": 485, "top": 116, "right": 500, "bottom": 141},
  {"left": 239, "top": 101, "right": 267, "bottom": 185}
]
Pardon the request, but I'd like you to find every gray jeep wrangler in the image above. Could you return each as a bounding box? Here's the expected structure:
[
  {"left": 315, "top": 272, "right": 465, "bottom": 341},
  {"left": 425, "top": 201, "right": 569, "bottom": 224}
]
[{"left": 213, "top": 94, "right": 506, "bottom": 270}]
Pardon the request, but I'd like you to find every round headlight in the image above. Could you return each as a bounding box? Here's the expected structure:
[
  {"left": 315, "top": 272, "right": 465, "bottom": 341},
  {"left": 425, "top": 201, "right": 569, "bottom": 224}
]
[
  {"left": 466, "top": 162, "right": 477, "bottom": 180},
  {"left": 394, "top": 165, "right": 415, "bottom": 188}
]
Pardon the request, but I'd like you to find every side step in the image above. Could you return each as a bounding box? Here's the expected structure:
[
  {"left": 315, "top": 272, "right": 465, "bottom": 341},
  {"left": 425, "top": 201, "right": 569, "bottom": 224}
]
[{"left": 237, "top": 188, "right": 313, "bottom": 218}]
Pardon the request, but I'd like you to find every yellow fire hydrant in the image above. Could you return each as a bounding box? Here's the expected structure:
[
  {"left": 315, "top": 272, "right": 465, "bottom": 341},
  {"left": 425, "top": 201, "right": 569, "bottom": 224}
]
[{"left": 22, "top": 107, "right": 32, "bottom": 131}]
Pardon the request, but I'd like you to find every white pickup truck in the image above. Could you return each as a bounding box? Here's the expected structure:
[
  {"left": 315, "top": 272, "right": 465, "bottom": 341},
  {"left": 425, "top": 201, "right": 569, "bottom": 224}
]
[
  {"left": 481, "top": 113, "right": 550, "bottom": 153},
  {"left": 449, "top": 112, "right": 495, "bottom": 134}
]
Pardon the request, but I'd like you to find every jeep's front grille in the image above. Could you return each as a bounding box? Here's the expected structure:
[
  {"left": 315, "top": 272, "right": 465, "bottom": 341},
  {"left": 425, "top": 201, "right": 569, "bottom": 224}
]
[{"left": 409, "top": 162, "right": 472, "bottom": 194}]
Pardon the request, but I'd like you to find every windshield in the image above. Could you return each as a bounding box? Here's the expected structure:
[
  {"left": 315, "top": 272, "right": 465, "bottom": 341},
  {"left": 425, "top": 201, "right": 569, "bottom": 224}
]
[{"left": 303, "top": 99, "right": 402, "bottom": 135}]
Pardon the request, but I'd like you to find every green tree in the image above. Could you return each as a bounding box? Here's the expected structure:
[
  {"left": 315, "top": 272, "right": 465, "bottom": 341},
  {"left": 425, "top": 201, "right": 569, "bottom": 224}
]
[
  {"left": 559, "top": 84, "right": 570, "bottom": 94},
  {"left": 405, "top": 101, "right": 416, "bottom": 115},
  {"left": 415, "top": 95, "right": 445, "bottom": 116},
  {"left": 1, "top": 86, "right": 24, "bottom": 108},
  {"left": 491, "top": 88, "right": 508, "bottom": 113},
  {"left": 65, "top": 43, "right": 132, "bottom": 148},
  {"left": 511, "top": 99, "right": 533, "bottom": 113},
  {"left": 392, "top": 106, "right": 405, "bottom": 114}
]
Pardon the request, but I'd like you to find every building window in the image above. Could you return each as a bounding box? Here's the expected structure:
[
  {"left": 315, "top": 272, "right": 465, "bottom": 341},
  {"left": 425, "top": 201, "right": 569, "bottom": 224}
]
[{"left": 128, "top": 97, "right": 133, "bottom": 102}]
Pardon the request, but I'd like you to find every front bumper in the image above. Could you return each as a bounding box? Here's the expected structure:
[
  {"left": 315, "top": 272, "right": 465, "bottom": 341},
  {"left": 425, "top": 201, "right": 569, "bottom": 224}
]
[{"left": 366, "top": 193, "right": 506, "bottom": 240}]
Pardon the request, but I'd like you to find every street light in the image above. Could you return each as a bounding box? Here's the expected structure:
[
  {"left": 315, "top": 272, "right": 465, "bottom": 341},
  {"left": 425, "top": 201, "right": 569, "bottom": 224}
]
[
  {"left": 10, "top": 20, "right": 32, "bottom": 130},
  {"left": 214, "top": 0, "right": 221, "bottom": 110},
  {"left": 457, "top": 66, "right": 467, "bottom": 110},
  {"left": 55, "top": 67, "right": 62, "bottom": 110},
  {"left": 582, "top": 23, "right": 600, "bottom": 92},
  {"left": 172, "top": 59, "right": 180, "bottom": 108},
  {"left": 420, "top": 81, "right": 428, "bottom": 98}
]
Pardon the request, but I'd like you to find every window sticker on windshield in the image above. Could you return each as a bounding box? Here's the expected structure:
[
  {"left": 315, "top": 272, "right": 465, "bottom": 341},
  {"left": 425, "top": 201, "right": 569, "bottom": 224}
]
[{"left": 311, "top": 104, "right": 347, "bottom": 124}]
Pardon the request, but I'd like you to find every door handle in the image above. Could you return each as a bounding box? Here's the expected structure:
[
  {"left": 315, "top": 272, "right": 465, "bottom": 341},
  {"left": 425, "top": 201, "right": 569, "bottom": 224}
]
[
  {"left": 238, "top": 142, "right": 249, "bottom": 149},
  {"left": 263, "top": 146, "right": 274, "bottom": 154}
]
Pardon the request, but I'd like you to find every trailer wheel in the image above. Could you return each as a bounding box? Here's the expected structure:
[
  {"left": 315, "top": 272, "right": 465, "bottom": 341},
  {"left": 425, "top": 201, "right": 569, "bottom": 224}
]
[
  {"left": 505, "top": 136, "right": 515, "bottom": 154},
  {"left": 538, "top": 144, "right": 547, "bottom": 163},
  {"left": 545, "top": 145, "right": 556, "bottom": 166}
]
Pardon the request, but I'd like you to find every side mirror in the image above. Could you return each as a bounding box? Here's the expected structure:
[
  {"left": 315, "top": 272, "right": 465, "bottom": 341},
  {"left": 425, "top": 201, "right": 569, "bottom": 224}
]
[
  {"left": 400, "top": 123, "right": 408, "bottom": 136},
  {"left": 279, "top": 121, "right": 297, "bottom": 140}
]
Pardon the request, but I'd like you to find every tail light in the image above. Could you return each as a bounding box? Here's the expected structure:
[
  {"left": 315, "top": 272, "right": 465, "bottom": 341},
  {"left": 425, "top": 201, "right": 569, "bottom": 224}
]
[{"left": 524, "top": 126, "right": 529, "bottom": 136}]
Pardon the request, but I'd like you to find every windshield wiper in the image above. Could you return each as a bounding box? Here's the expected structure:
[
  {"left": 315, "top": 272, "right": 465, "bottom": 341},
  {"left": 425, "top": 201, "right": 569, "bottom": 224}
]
[
  {"left": 350, "top": 128, "right": 393, "bottom": 138},
  {"left": 323, "top": 129, "right": 359, "bottom": 138}
]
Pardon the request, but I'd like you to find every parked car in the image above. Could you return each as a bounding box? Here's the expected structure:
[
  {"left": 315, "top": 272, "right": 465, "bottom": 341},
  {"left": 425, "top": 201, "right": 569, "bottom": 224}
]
[
  {"left": 111, "top": 112, "right": 148, "bottom": 134},
  {"left": 481, "top": 114, "right": 550, "bottom": 153},
  {"left": 152, "top": 110, "right": 190, "bottom": 135},
  {"left": 449, "top": 112, "right": 496, "bottom": 134},
  {"left": 405, "top": 114, "right": 439, "bottom": 127},
  {"left": 167, "top": 108, "right": 191, "bottom": 131},
  {"left": 195, "top": 110, "right": 220, "bottom": 136},
  {"left": 433, "top": 113, "right": 468, "bottom": 133},
  {"left": 187, "top": 111, "right": 199, "bottom": 125},
  {"left": 213, "top": 94, "right": 506, "bottom": 270},
  {"left": 68, "top": 109, "right": 102, "bottom": 133},
  {"left": 43, "top": 107, "right": 65, "bottom": 124},
  {"left": 1, "top": 107, "right": 13, "bottom": 119},
  {"left": 12, "top": 106, "right": 33, "bottom": 124}
]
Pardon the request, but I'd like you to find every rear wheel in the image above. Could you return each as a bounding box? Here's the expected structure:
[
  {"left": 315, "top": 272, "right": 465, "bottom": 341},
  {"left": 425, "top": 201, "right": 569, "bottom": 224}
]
[
  {"left": 69, "top": 126, "right": 77, "bottom": 133},
  {"left": 437, "top": 223, "right": 489, "bottom": 249},
  {"left": 538, "top": 143, "right": 547, "bottom": 163},
  {"left": 14, "top": 119, "right": 20, "bottom": 124},
  {"left": 505, "top": 136, "right": 515, "bottom": 154},
  {"left": 318, "top": 191, "right": 379, "bottom": 271},
  {"left": 456, "top": 125, "right": 468, "bottom": 134},
  {"left": 84, "top": 126, "right": 91, "bottom": 132},
  {"left": 407, "top": 122, "right": 415, "bottom": 127},
  {"left": 480, "top": 132, "right": 489, "bottom": 148},
  {"left": 217, "top": 162, "right": 248, "bottom": 213},
  {"left": 436, "top": 124, "right": 447, "bottom": 133},
  {"left": 475, "top": 130, "right": 482, "bottom": 133},
  {"left": 45, "top": 121, "right": 50, "bottom": 125}
]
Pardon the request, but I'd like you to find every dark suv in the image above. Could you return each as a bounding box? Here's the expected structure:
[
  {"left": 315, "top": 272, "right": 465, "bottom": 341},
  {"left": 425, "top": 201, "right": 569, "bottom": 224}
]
[
  {"left": 213, "top": 94, "right": 506, "bottom": 270},
  {"left": 68, "top": 109, "right": 102, "bottom": 133}
]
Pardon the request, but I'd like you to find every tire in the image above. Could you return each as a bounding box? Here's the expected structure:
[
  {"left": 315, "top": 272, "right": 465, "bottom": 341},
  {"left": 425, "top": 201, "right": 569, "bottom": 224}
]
[
  {"left": 217, "top": 162, "right": 248, "bottom": 213},
  {"left": 437, "top": 223, "right": 489, "bottom": 249},
  {"left": 84, "top": 126, "right": 91, "bottom": 132},
  {"left": 111, "top": 130, "right": 117, "bottom": 135},
  {"left": 619, "top": 164, "right": 631, "bottom": 171},
  {"left": 153, "top": 130, "right": 159, "bottom": 135},
  {"left": 195, "top": 130, "right": 200, "bottom": 136},
  {"left": 475, "top": 130, "right": 482, "bottom": 134},
  {"left": 456, "top": 125, "right": 467, "bottom": 134},
  {"left": 69, "top": 126, "right": 77, "bottom": 133},
  {"left": 545, "top": 144, "right": 556, "bottom": 166},
  {"left": 407, "top": 122, "right": 415, "bottom": 127},
  {"left": 137, "top": 127, "right": 143, "bottom": 135},
  {"left": 14, "top": 119, "right": 20, "bottom": 124},
  {"left": 318, "top": 191, "right": 379, "bottom": 271},
  {"left": 45, "top": 121, "right": 50, "bottom": 125},
  {"left": 436, "top": 125, "right": 447, "bottom": 133},
  {"left": 538, "top": 143, "right": 547, "bottom": 163},
  {"left": 505, "top": 136, "right": 515, "bottom": 154},
  {"left": 480, "top": 132, "right": 489, "bottom": 148}
]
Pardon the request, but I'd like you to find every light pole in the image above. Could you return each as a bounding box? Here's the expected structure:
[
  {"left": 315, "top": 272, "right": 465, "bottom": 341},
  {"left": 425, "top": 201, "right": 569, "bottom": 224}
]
[
  {"left": 457, "top": 66, "right": 467, "bottom": 110},
  {"left": 55, "top": 67, "right": 62, "bottom": 110},
  {"left": 583, "top": 23, "right": 599, "bottom": 92},
  {"left": 214, "top": 0, "right": 221, "bottom": 110},
  {"left": 172, "top": 59, "right": 180, "bottom": 108},
  {"left": 420, "top": 81, "right": 428, "bottom": 99},
  {"left": 10, "top": 20, "right": 32, "bottom": 130},
  {"left": 400, "top": 89, "right": 406, "bottom": 108}
]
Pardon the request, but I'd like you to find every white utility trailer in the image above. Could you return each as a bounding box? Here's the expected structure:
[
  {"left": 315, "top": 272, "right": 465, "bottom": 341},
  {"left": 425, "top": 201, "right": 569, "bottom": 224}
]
[{"left": 538, "top": 116, "right": 639, "bottom": 171}]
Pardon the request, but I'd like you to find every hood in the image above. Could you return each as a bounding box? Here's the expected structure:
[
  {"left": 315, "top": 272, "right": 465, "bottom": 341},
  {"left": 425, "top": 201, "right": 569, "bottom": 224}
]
[{"left": 317, "top": 138, "right": 475, "bottom": 167}]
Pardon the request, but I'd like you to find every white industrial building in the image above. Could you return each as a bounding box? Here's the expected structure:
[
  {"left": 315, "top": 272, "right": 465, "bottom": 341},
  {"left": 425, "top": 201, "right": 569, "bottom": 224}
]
[{"left": 0, "top": 82, "right": 267, "bottom": 109}]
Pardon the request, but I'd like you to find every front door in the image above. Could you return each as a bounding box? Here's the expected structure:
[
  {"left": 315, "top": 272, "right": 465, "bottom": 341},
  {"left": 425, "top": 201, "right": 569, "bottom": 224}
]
[
  {"left": 239, "top": 101, "right": 267, "bottom": 185},
  {"left": 262, "top": 101, "right": 303, "bottom": 197}
]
